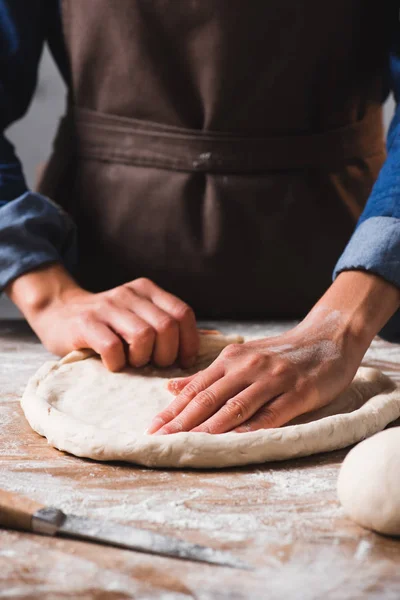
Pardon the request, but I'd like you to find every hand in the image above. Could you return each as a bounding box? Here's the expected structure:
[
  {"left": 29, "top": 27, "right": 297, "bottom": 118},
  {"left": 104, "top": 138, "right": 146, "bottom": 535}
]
[
  {"left": 147, "top": 271, "right": 400, "bottom": 435},
  {"left": 7, "top": 264, "right": 199, "bottom": 372},
  {"left": 147, "top": 317, "right": 362, "bottom": 434}
]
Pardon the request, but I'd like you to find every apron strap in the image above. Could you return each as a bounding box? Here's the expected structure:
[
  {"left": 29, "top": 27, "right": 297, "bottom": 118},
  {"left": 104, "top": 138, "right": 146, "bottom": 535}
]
[{"left": 58, "top": 105, "right": 384, "bottom": 173}]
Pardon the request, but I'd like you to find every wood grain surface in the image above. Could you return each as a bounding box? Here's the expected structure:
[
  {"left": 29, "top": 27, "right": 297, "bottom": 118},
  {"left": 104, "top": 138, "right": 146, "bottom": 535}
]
[{"left": 0, "top": 319, "right": 399, "bottom": 600}]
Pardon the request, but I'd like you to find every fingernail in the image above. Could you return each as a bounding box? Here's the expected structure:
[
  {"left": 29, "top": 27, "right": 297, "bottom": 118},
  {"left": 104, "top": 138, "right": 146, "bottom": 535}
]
[
  {"left": 153, "top": 429, "right": 165, "bottom": 436},
  {"left": 147, "top": 417, "right": 165, "bottom": 435},
  {"left": 143, "top": 428, "right": 149, "bottom": 435},
  {"left": 235, "top": 425, "right": 252, "bottom": 433}
]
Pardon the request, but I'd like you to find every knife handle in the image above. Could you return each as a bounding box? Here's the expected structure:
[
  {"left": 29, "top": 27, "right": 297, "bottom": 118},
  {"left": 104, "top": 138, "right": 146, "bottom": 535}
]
[{"left": 0, "top": 489, "right": 45, "bottom": 532}]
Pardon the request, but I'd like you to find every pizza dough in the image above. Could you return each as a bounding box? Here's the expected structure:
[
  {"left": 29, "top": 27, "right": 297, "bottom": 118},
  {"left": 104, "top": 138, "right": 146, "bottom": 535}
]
[
  {"left": 21, "top": 332, "right": 400, "bottom": 468},
  {"left": 337, "top": 427, "right": 400, "bottom": 536}
]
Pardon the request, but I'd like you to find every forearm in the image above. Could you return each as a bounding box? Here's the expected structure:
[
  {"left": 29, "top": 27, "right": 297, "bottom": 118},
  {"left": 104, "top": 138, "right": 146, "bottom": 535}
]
[
  {"left": 300, "top": 271, "right": 400, "bottom": 350},
  {"left": 329, "top": 49, "right": 400, "bottom": 341}
]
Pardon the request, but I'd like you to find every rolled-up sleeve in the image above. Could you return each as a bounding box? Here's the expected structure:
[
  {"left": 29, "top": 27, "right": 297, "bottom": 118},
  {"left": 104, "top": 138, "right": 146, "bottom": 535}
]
[
  {"left": 0, "top": 0, "right": 76, "bottom": 291},
  {"left": 0, "top": 192, "right": 76, "bottom": 289}
]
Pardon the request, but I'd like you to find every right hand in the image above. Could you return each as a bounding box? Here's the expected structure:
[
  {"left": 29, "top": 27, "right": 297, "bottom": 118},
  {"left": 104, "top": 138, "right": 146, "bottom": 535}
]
[{"left": 6, "top": 264, "right": 199, "bottom": 372}]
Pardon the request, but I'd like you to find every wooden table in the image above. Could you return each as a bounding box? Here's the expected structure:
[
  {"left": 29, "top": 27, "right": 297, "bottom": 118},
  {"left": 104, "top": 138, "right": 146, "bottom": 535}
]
[{"left": 0, "top": 319, "right": 399, "bottom": 599}]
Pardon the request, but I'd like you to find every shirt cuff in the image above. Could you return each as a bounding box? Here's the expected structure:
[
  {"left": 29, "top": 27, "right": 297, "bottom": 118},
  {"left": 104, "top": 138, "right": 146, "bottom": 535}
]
[
  {"left": 0, "top": 192, "right": 77, "bottom": 291},
  {"left": 333, "top": 216, "right": 400, "bottom": 343}
]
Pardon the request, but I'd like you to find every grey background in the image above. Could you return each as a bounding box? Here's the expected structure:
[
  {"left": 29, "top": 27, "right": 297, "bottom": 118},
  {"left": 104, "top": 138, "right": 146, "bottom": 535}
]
[{"left": 0, "top": 48, "right": 396, "bottom": 319}]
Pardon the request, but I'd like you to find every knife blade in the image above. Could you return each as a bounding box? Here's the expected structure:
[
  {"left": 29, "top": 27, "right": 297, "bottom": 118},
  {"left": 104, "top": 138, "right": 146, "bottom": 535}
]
[{"left": 0, "top": 490, "right": 250, "bottom": 569}]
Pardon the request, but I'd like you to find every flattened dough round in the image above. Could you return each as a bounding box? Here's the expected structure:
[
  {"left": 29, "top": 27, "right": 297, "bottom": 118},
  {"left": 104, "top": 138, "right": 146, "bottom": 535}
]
[
  {"left": 338, "top": 427, "right": 400, "bottom": 536},
  {"left": 21, "top": 333, "right": 400, "bottom": 468}
]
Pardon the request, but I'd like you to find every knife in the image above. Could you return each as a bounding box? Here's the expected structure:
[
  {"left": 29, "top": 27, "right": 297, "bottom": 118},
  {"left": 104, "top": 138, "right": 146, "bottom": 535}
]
[{"left": 0, "top": 490, "right": 249, "bottom": 569}]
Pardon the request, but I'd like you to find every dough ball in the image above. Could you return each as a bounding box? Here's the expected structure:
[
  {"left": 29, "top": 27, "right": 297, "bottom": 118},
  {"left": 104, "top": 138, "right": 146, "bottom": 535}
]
[{"left": 337, "top": 427, "right": 400, "bottom": 536}]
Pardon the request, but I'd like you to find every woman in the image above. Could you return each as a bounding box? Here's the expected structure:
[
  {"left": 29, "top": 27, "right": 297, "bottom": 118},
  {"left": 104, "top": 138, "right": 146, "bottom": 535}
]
[{"left": 1, "top": 1, "right": 399, "bottom": 435}]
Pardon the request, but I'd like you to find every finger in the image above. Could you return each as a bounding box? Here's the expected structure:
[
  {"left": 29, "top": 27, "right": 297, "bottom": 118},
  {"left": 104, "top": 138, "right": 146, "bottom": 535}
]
[
  {"left": 192, "top": 382, "right": 281, "bottom": 434},
  {"left": 176, "top": 306, "right": 199, "bottom": 368},
  {"left": 119, "top": 291, "right": 180, "bottom": 367},
  {"left": 167, "top": 374, "right": 196, "bottom": 396},
  {"left": 147, "top": 363, "right": 224, "bottom": 434},
  {"left": 105, "top": 309, "right": 155, "bottom": 367},
  {"left": 129, "top": 278, "right": 199, "bottom": 368},
  {"left": 155, "top": 375, "right": 248, "bottom": 435},
  {"left": 75, "top": 315, "right": 126, "bottom": 372},
  {"left": 234, "top": 392, "right": 300, "bottom": 432}
]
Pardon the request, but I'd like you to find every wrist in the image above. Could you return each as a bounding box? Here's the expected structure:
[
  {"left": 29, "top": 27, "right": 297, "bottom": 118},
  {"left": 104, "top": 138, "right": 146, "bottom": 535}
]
[
  {"left": 5, "top": 263, "right": 83, "bottom": 320},
  {"left": 300, "top": 271, "right": 400, "bottom": 350}
]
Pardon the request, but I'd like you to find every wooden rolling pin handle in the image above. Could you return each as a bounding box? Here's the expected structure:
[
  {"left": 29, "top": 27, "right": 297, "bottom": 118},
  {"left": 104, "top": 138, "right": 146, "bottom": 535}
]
[{"left": 0, "top": 490, "right": 45, "bottom": 532}]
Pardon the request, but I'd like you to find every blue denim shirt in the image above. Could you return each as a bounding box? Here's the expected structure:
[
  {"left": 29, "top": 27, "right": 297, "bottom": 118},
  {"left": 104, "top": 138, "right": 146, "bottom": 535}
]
[{"left": 0, "top": 1, "right": 400, "bottom": 340}]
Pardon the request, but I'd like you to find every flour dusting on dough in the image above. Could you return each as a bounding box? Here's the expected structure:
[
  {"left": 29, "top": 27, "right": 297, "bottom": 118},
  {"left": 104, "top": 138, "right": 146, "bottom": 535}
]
[{"left": 20, "top": 332, "right": 400, "bottom": 468}]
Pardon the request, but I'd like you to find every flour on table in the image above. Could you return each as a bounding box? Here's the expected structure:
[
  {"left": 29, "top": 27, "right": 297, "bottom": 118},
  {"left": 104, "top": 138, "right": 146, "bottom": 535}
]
[{"left": 20, "top": 332, "right": 400, "bottom": 468}]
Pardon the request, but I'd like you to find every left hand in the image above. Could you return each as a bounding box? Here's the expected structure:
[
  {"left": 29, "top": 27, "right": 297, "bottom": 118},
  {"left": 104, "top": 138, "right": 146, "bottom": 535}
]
[{"left": 147, "top": 309, "right": 366, "bottom": 435}]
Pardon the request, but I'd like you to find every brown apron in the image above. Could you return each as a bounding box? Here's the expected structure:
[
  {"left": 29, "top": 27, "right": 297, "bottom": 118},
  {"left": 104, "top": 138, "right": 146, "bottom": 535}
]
[{"left": 39, "top": 0, "right": 389, "bottom": 318}]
